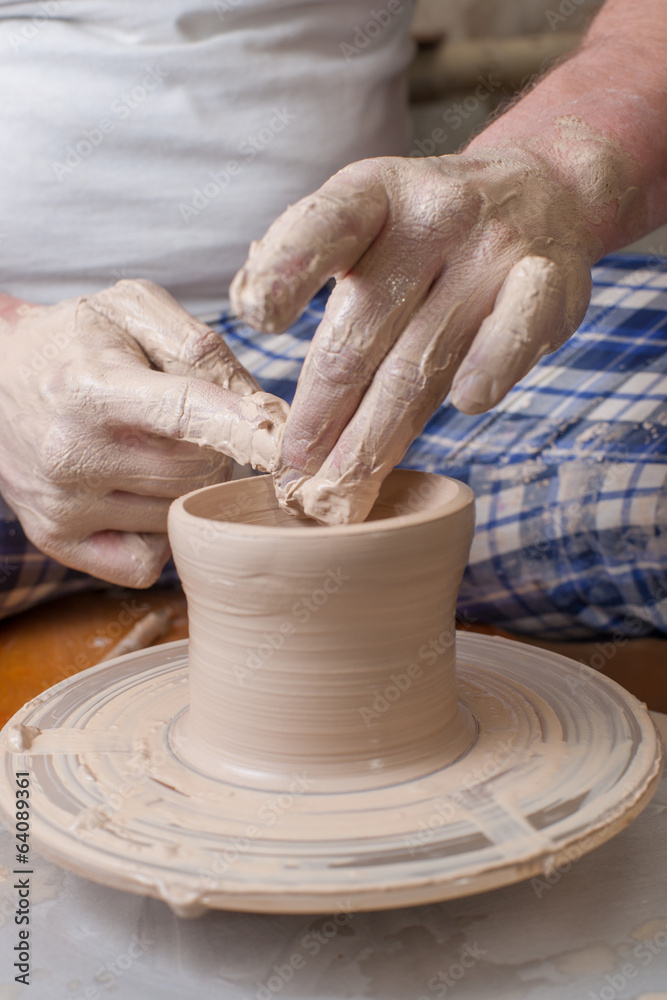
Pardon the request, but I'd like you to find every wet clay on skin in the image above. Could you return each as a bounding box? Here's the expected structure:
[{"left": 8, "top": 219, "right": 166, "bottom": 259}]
[
  {"left": 230, "top": 118, "right": 648, "bottom": 527},
  {"left": 0, "top": 278, "right": 288, "bottom": 586}
]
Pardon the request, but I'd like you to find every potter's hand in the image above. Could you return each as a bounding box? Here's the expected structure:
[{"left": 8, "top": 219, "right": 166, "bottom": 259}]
[
  {"left": 0, "top": 279, "right": 288, "bottom": 586},
  {"left": 230, "top": 149, "right": 601, "bottom": 523}
]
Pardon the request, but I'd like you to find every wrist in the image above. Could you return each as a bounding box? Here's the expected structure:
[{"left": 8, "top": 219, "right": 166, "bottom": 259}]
[
  {"left": 0, "top": 293, "right": 31, "bottom": 324},
  {"left": 466, "top": 122, "right": 645, "bottom": 260},
  {"left": 466, "top": 15, "right": 667, "bottom": 255}
]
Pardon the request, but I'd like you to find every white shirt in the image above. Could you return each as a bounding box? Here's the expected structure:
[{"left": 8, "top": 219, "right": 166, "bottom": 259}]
[{"left": 0, "top": 0, "right": 414, "bottom": 315}]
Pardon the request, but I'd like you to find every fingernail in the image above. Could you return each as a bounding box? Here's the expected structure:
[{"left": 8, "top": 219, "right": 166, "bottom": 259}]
[
  {"left": 451, "top": 370, "right": 494, "bottom": 414},
  {"left": 276, "top": 468, "right": 303, "bottom": 490},
  {"left": 274, "top": 471, "right": 312, "bottom": 518},
  {"left": 231, "top": 271, "right": 289, "bottom": 333}
]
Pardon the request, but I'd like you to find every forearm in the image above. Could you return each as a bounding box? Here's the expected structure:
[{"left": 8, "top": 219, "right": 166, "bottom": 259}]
[{"left": 467, "top": 0, "right": 667, "bottom": 254}]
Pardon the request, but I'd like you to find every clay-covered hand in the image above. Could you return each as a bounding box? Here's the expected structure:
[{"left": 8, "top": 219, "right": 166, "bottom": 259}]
[
  {"left": 230, "top": 144, "right": 606, "bottom": 524},
  {"left": 0, "top": 279, "right": 288, "bottom": 586}
]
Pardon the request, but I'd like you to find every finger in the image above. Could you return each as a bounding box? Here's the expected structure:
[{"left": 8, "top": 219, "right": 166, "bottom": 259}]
[
  {"left": 229, "top": 161, "right": 389, "bottom": 333},
  {"left": 47, "top": 531, "right": 170, "bottom": 589},
  {"left": 108, "top": 371, "right": 289, "bottom": 472},
  {"left": 450, "top": 256, "right": 567, "bottom": 415},
  {"left": 90, "top": 279, "right": 260, "bottom": 396},
  {"left": 55, "top": 300, "right": 284, "bottom": 472},
  {"left": 282, "top": 278, "right": 486, "bottom": 524},
  {"left": 76, "top": 492, "right": 173, "bottom": 535},
  {"left": 271, "top": 237, "right": 443, "bottom": 508},
  {"left": 101, "top": 436, "right": 232, "bottom": 498}
]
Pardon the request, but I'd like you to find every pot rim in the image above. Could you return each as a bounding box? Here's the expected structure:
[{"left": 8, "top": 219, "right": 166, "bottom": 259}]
[{"left": 169, "top": 469, "right": 474, "bottom": 538}]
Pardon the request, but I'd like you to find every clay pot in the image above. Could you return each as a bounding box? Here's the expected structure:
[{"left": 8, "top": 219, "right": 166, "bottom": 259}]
[{"left": 168, "top": 469, "right": 475, "bottom": 790}]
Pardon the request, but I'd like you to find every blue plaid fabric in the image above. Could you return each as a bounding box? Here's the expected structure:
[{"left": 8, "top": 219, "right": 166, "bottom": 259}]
[{"left": 1, "top": 253, "right": 666, "bottom": 639}]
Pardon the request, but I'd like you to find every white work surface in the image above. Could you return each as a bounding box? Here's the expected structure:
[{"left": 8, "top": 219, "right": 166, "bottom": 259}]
[{"left": 1, "top": 714, "right": 666, "bottom": 1000}]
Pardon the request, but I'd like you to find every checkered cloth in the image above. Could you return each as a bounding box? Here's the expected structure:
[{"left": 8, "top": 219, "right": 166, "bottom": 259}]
[{"left": 2, "top": 253, "right": 666, "bottom": 639}]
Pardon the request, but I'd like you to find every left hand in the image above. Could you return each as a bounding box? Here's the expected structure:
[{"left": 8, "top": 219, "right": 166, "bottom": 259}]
[
  {"left": 0, "top": 279, "right": 288, "bottom": 586},
  {"left": 230, "top": 149, "right": 601, "bottom": 524}
]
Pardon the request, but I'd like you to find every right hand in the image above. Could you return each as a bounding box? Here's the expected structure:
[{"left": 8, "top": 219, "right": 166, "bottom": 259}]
[
  {"left": 0, "top": 279, "right": 288, "bottom": 586},
  {"left": 230, "top": 144, "right": 601, "bottom": 524}
]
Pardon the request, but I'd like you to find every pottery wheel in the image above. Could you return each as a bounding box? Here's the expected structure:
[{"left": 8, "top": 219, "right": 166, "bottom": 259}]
[{"left": 0, "top": 633, "right": 661, "bottom": 916}]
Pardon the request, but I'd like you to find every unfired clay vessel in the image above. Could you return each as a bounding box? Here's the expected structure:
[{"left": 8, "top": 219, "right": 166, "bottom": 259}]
[{"left": 168, "top": 469, "right": 477, "bottom": 791}]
